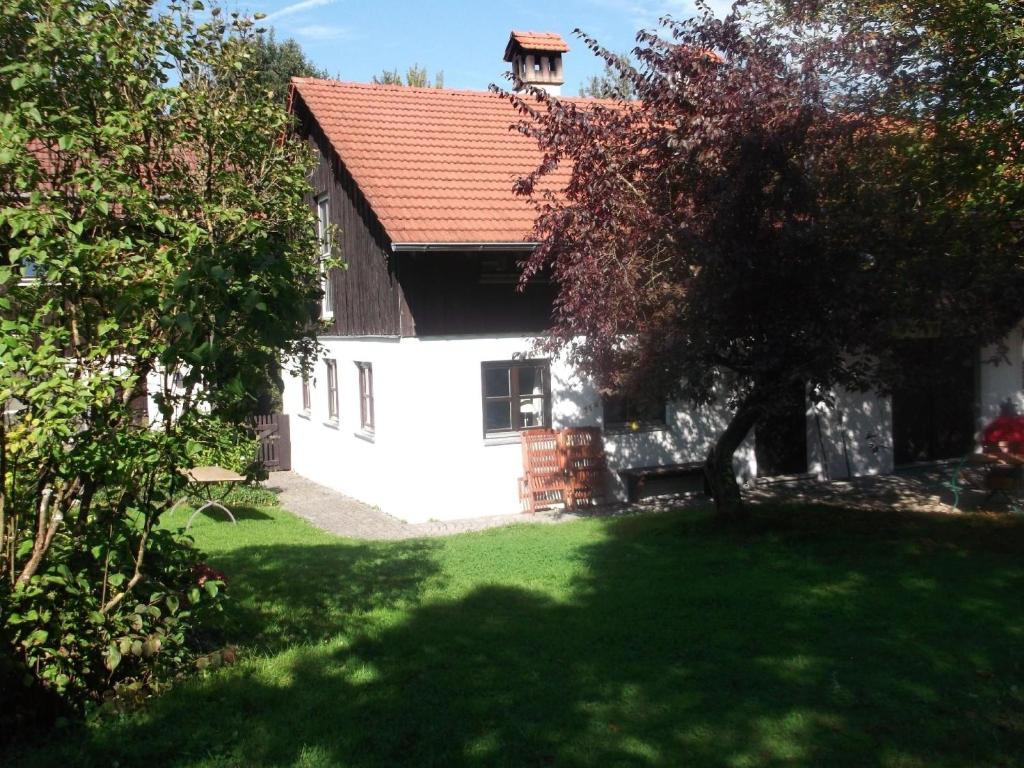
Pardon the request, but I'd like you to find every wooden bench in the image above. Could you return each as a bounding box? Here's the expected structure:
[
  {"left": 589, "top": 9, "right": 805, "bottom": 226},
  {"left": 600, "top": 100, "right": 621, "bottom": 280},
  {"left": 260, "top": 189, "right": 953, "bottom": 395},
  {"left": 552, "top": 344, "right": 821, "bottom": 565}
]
[{"left": 618, "top": 461, "right": 709, "bottom": 503}]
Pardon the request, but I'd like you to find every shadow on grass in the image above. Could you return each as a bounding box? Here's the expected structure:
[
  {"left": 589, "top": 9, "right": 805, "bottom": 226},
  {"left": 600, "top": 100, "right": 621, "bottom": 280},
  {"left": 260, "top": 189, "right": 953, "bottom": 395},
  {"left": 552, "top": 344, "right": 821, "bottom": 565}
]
[
  {"left": 163, "top": 505, "right": 276, "bottom": 530},
  {"left": 214, "top": 539, "right": 444, "bottom": 651},
  {"left": 203, "top": 505, "right": 275, "bottom": 522},
  {"left": 25, "top": 506, "right": 1024, "bottom": 768}
]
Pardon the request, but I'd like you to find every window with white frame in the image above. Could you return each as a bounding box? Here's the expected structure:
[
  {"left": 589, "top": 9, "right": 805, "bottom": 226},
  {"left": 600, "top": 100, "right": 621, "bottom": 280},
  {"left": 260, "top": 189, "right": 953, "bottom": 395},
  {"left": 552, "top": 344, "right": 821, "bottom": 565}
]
[
  {"left": 325, "top": 359, "right": 338, "bottom": 422},
  {"left": 356, "top": 362, "right": 374, "bottom": 433},
  {"left": 481, "top": 360, "right": 551, "bottom": 436},
  {"left": 316, "top": 194, "right": 334, "bottom": 320},
  {"left": 301, "top": 375, "right": 311, "bottom": 414}
]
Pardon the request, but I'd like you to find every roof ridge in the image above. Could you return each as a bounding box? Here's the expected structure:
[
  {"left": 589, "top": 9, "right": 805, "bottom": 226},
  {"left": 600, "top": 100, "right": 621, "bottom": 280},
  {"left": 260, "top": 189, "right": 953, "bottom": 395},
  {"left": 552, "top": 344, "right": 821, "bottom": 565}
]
[
  {"left": 291, "top": 76, "right": 619, "bottom": 106},
  {"left": 291, "top": 76, "right": 511, "bottom": 99}
]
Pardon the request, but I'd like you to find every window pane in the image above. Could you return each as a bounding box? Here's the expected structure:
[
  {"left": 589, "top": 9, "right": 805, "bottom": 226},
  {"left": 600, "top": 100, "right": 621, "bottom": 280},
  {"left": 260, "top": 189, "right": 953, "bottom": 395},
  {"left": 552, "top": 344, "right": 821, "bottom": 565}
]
[
  {"left": 517, "top": 365, "right": 545, "bottom": 396},
  {"left": 483, "top": 367, "right": 510, "bottom": 397},
  {"left": 317, "top": 199, "right": 328, "bottom": 240},
  {"left": 603, "top": 395, "right": 627, "bottom": 425},
  {"left": 519, "top": 396, "right": 545, "bottom": 428},
  {"left": 634, "top": 399, "right": 664, "bottom": 424},
  {"left": 485, "top": 400, "right": 513, "bottom": 431}
]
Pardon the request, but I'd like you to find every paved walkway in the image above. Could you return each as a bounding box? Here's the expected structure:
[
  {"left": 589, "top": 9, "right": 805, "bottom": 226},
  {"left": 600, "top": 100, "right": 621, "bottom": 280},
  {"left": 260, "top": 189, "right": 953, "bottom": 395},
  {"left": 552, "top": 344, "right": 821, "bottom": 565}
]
[
  {"left": 264, "top": 464, "right": 988, "bottom": 541},
  {"left": 263, "top": 471, "right": 627, "bottom": 540}
]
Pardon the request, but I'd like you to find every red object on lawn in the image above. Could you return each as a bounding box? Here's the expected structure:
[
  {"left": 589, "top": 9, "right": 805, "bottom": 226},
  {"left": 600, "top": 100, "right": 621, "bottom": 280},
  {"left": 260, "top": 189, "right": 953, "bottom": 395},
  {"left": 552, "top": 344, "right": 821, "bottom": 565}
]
[{"left": 981, "top": 416, "right": 1024, "bottom": 454}]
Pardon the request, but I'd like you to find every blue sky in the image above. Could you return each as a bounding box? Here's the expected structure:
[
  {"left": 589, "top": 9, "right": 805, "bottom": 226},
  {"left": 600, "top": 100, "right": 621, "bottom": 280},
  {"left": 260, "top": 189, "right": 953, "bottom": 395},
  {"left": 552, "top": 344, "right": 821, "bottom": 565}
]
[{"left": 235, "top": 0, "right": 732, "bottom": 92}]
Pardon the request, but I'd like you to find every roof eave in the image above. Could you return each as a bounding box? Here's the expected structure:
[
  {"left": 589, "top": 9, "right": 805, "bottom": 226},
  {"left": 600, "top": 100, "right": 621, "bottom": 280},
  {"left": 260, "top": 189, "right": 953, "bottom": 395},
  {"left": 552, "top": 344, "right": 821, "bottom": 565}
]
[{"left": 391, "top": 242, "right": 539, "bottom": 253}]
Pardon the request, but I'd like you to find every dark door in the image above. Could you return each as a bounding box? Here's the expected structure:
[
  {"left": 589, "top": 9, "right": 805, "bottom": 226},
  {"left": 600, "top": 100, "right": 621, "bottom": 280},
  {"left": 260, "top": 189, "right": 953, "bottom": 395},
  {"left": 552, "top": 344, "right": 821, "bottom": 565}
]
[
  {"left": 252, "top": 414, "right": 292, "bottom": 472},
  {"left": 891, "top": 338, "right": 976, "bottom": 464},
  {"left": 755, "top": 385, "right": 808, "bottom": 476}
]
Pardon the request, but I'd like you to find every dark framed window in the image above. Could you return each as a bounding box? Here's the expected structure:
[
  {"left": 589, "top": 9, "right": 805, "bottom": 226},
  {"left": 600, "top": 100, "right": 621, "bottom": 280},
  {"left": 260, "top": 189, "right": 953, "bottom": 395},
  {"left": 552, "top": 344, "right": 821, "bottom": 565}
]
[
  {"left": 301, "top": 375, "right": 311, "bottom": 413},
  {"left": 356, "top": 362, "right": 374, "bottom": 432},
  {"left": 481, "top": 360, "right": 551, "bottom": 435},
  {"left": 325, "top": 359, "right": 338, "bottom": 421},
  {"left": 602, "top": 393, "right": 666, "bottom": 431}
]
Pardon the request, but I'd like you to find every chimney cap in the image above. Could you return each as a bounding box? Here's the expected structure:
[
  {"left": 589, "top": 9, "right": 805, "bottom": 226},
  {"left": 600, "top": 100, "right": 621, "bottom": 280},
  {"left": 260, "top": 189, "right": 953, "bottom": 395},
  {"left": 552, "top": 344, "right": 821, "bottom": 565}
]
[{"left": 504, "top": 31, "right": 570, "bottom": 62}]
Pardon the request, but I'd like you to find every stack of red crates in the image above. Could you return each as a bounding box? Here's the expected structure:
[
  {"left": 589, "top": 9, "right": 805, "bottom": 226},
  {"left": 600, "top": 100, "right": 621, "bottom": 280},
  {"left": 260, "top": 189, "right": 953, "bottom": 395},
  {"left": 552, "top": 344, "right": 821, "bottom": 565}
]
[{"left": 519, "top": 427, "right": 608, "bottom": 513}]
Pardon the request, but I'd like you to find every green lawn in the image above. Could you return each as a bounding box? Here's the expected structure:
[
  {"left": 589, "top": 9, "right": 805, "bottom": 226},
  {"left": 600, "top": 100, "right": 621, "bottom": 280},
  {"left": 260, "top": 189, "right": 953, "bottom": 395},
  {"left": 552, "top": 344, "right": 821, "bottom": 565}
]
[{"left": 10, "top": 499, "right": 1024, "bottom": 767}]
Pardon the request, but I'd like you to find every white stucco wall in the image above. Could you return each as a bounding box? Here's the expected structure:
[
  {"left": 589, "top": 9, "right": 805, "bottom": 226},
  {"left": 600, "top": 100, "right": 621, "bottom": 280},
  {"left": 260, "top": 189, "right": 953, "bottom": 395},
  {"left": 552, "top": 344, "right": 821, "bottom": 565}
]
[
  {"left": 281, "top": 325, "right": 1024, "bottom": 521},
  {"left": 807, "top": 387, "right": 893, "bottom": 481},
  {"left": 282, "top": 335, "right": 753, "bottom": 523},
  {"left": 979, "top": 323, "right": 1024, "bottom": 424}
]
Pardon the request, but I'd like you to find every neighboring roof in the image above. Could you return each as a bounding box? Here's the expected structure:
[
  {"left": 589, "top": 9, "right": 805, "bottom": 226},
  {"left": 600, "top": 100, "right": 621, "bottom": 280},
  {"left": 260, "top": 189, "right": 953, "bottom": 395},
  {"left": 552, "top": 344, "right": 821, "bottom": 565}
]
[
  {"left": 290, "top": 78, "right": 580, "bottom": 245},
  {"left": 504, "top": 31, "right": 570, "bottom": 61}
]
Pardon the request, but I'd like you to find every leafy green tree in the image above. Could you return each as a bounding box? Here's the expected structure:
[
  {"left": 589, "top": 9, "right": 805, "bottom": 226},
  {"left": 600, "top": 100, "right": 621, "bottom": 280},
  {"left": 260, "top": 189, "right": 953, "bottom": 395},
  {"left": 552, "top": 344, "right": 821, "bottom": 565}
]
[
  {"left": 373, "top": 63, "right": 444, "bottom": 88},
  {"left": 578, "top": 54, "right": 635, "bottom": 99},
  {"left": 0, "top": 0, "right": 322, "bottom": 720},
  {"left": 250, "top": 28, "right": 329, "bottom": 105},
  {"left": 766, "top": 0, "right": 1024, "bottom": 341}
]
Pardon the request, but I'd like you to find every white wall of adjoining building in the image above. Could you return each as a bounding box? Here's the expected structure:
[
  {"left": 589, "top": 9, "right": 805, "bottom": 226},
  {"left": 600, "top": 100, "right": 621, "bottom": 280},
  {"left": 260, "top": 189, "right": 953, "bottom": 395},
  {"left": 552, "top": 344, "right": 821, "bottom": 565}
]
[
  {"left": 807, "top": 387, "right": 893, "bottom": 481},
  {"left": 979, "top": 323, "right": 1024, "bottom": 424},
  {"left": 282, "top": 334, "right": 754, "bottom": 523},
  {"left": 145, "top": 365, "right": 197, "bottom": 426},
  {"left": 806, "top": 324, "right": 1024, "bottom": 479}
]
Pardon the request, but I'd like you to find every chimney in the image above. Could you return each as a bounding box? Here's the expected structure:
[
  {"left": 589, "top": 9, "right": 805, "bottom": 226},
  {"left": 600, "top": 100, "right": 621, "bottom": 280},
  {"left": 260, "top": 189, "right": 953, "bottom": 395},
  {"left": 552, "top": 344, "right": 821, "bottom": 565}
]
[{"left": 504, "top": 31, "right": 569, "bottom": 96}]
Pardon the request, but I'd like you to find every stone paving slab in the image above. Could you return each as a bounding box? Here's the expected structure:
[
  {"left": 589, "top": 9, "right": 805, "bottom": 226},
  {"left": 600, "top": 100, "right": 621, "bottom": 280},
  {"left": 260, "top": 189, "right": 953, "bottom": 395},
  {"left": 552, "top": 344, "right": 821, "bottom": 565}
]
[{"left": 262, "top": 471, "right": 620, "bottom": 540}]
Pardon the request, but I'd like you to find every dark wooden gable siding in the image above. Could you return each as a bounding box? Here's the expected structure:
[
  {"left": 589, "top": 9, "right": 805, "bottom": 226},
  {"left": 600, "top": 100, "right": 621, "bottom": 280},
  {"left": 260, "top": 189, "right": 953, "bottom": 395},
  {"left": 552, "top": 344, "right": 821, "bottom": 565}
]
[
  {"left": 294, "top": 94, "right": 554, "bottom": 338},
  {"left": 398, "top": 251, "right": 555, "bottom": 337},
  {"left": 295, "top": 98, "right": 403, "bottom": 336}
]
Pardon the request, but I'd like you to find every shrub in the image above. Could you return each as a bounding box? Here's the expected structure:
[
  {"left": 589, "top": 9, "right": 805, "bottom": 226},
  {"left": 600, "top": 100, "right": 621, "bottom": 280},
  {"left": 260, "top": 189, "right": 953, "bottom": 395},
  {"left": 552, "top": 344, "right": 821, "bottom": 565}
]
[
  {"left": 3, "top": 518, "right": 225, "bottom": 714},
  {"left": 0, "top": 0, "right": 321, "bottom": 733}
]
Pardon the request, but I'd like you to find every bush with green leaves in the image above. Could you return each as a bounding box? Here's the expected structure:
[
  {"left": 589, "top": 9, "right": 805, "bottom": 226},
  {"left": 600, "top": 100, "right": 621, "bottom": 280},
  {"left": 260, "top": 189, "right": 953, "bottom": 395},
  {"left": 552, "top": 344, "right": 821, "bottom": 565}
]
[
  {"left": 0, "top": 0, "right": 323, "bottom": 728},
  {"left": 3, "top": 515, "right": 224, "bottom": 709},
  {"left": 184, "top": 415, "right": 264, "bottom": 478}
]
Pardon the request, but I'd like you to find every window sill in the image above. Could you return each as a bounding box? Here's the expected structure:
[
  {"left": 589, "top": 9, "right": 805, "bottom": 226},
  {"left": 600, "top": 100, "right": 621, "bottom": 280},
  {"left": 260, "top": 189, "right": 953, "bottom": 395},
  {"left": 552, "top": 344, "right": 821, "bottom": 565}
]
[
  {"left": 605, "top": 424, "right": 668, "bottom": 435},
  {"left": 323, "top": 419, "right": 340, "bottom": 429},
  {"left": 354, "top": 430, "right": 375, "bottom": 443},
  {"left": 297, "top": 411, "right": 311, "bottom": 420},
  {"left": 483, "top": 432, "right": 522, "bottom": 447}
]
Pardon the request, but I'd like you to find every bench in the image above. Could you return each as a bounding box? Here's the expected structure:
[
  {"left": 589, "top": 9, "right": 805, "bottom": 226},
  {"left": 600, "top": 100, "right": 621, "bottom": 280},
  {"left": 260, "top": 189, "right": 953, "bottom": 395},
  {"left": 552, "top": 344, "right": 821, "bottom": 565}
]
[{"left": 618, "top": 461, "right": 709, "bottom": 503}]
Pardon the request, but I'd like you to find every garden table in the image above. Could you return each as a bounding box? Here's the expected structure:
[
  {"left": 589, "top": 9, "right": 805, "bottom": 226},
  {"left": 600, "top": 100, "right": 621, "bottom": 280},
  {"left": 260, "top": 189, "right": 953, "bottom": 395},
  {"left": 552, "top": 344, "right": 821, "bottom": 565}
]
[{"left": 169, "top": 465, "right": 246, "bottom": 530}]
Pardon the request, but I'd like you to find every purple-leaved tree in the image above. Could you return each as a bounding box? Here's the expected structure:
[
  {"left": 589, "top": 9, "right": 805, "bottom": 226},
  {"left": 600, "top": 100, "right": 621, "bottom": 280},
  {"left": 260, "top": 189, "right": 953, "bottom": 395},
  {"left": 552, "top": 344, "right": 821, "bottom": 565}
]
[{"left": 500, "top": 4, "right": 1023, "bottom": 521}]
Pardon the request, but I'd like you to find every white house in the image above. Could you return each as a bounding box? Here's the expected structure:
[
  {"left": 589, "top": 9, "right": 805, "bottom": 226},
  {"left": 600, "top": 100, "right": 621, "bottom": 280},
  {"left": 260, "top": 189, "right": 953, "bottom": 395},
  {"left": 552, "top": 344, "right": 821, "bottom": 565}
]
[{"left": 280, "top": 32, "right": 1024, "bottom": 523}]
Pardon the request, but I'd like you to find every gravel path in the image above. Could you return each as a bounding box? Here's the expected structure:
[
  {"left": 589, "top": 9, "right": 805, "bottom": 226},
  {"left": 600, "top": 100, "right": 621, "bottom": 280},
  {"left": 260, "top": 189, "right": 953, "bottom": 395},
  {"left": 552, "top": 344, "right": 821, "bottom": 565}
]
[{"left": 263, "top": 464, "right": 976, "bottom": 541}]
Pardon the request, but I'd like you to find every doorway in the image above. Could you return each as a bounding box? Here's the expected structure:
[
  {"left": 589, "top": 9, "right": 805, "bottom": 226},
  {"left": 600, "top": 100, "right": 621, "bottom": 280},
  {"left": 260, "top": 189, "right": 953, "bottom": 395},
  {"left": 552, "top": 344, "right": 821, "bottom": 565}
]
[
  {"left": 891, "top": 338, "right": 976, "bottom": 465},
  {"left": 755, "top": 385, "right": 808, "bottom": 476}
]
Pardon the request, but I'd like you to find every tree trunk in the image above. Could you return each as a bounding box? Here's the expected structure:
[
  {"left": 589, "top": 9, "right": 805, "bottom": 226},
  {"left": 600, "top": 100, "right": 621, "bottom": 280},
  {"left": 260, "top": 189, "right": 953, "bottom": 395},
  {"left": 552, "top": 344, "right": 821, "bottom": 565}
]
[{"left": 704, "top": 391, "right": 764, "bottom": 523}]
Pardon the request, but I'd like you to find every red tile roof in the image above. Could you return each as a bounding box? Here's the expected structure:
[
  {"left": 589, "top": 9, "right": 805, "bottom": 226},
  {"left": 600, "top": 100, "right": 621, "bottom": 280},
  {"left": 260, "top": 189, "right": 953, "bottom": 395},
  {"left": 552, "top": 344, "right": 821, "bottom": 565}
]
[
  {"left": 505, "top": 31, "right": 570, "bottom": 57},
  {"left": 291, "top": 78, "right": 576, "bottom": 245}
]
